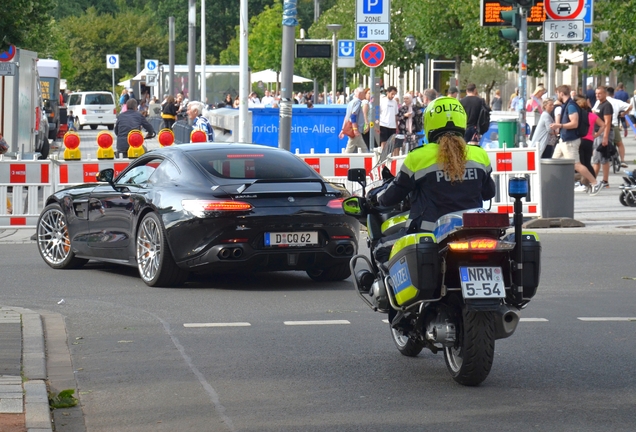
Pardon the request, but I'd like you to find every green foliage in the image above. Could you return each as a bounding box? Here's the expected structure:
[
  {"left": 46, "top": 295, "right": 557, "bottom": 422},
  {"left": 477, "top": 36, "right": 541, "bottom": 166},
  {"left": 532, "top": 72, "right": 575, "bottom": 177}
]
[
  {"left": 0, "top": 0, "right": 55, "bottom": 52},
  {"left": 586, "top": 0, "right": 636, "bottom": 77},
  {"left": 49, "top": 389, "right": 78, "bottom": 409},
  {"left": 460, "top": 60, "right": 508, "bottom": 104},
  {"left": 62, "top": 8, "right": 168, "bottom": 91}
]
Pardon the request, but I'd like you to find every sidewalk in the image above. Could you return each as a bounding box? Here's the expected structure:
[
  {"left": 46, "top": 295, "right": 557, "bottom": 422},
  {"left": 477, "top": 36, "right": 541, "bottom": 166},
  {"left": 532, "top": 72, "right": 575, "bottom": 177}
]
[{"left": 0, "top": 307, "right": 52, "bottom": 432}]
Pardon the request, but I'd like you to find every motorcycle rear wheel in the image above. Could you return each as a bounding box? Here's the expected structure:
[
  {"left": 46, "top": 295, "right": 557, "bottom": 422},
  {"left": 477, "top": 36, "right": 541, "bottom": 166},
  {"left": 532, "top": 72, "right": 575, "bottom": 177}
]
[{"left": 444, "top": 309, "right": 495, "bottom": 386}]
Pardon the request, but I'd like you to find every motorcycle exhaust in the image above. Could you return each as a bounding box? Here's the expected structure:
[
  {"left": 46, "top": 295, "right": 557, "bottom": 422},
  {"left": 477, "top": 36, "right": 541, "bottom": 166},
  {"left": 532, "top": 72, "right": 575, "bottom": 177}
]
[
  {"left": 369, "top": 278, "right": 389, "bottom": 311},
  {"left": 344, "top": 245, "right": 354, "bottom": 255},
  {"left": 494, "top": 305, "right": 521, "bottom": 340}
]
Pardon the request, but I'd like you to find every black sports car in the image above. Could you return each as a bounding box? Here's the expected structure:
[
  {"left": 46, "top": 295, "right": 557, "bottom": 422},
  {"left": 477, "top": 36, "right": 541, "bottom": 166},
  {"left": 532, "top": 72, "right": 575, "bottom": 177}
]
[{"left": 36, "top": 143, "right": 360, "bottom": 287}]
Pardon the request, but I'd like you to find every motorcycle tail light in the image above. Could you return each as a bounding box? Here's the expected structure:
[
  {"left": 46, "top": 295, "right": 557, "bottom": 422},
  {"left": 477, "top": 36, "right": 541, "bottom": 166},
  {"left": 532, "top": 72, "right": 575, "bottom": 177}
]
[
  {"left": 448, "top": 238, "right": 514, "bottom": 252},
  {"left": 182, "top": 199, "right": 252, "bottom": 217},
  {"left": 327, "top": 198, "right": 345, "bottom": 209},
  {"left": 462, "top": 212, "right": 510, "bottom": 228}
]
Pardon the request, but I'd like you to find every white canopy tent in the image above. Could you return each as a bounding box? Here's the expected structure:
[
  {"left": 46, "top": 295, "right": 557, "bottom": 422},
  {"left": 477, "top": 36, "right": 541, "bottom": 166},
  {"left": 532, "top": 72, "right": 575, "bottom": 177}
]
[{"left": 250, "top": 69, "right": 312, "bottom": 84}]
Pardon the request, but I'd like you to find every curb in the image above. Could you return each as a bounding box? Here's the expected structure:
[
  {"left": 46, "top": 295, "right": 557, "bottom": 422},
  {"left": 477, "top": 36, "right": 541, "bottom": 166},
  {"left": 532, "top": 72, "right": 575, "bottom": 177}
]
[{"left": 1, "top": 307, "right": 53, "bottom": 432}]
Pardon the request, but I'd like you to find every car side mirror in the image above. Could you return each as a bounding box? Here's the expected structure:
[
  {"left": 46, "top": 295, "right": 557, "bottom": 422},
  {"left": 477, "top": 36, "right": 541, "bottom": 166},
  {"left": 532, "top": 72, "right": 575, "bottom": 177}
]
[{"left": 97, "top": 168, "right": 115, "bottom": 187}]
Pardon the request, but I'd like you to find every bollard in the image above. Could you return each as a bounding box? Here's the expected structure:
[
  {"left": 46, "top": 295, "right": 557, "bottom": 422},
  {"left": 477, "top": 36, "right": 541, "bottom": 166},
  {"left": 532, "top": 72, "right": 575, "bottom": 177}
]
[
  {"left": 97, "top": 131, "right": 115, "bottom": 159},
  {"left": 127, "top": 130, "right": 145, "bottom": 159},
  {"left": 63, "top": 132, "right": 81, "bottom": 160}
]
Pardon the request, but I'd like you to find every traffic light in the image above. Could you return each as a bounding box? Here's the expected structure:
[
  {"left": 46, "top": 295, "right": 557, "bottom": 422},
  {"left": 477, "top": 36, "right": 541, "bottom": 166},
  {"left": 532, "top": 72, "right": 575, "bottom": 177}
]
[{"left": 499, "top": 9, "right": 521, "bottom": 41}]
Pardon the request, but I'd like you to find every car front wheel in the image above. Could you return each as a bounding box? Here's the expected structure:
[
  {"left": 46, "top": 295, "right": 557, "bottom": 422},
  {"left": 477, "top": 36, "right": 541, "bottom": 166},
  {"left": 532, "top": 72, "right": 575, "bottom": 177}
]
[
  {"left": 37, "top": 203, "right": 88, "bottom": 269},
  {"left": 136, "top": 212, "right": 188, "bottom": 287}
]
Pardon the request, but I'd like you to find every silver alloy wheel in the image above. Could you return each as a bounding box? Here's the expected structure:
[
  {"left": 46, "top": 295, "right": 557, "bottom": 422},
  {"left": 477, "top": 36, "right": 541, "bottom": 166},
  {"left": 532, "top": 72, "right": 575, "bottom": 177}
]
[
  {"left": 38, "top": 207, "right": 71, "bottom": 265},
  {"left": 137, "top": 216, "right": 162, "bottom": 282},
  {"left": 445, "top": 346, "right": 463, "bottom": 373},
  {"left": 391, "top": 328, "right": 409, "bottom": 347}
]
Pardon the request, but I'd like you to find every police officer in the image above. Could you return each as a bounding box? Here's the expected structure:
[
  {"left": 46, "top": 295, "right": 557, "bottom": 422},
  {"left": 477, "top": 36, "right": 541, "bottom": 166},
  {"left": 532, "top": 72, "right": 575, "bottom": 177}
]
[{"left": 374, "top": 96, "right": 496, "bottom": 258}]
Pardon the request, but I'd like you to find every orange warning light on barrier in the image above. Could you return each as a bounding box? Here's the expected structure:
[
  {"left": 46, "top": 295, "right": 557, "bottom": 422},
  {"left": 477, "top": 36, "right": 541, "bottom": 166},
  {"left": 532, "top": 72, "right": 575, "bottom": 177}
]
[
  {"left": 96, "top": 131, "right": 115, "bottom": 159},
  {"left": 158, "top": 128, "right": 175, "bottom": 147},
  {"left": 63, "top": 131, "right": 81, "bottom": 160},
  {"left": 190, "top": 129, "right": 208, "bottom": 143},
  {"left": 127, "top": 130, "right": 145, "bottom": 159}
]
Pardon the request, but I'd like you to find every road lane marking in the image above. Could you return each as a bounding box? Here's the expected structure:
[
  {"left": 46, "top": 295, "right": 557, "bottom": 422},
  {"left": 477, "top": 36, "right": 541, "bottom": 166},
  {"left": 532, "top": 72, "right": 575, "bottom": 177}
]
[
  {"left": 184, "top": 323, "right": 251, "bottom": 327},
  {"left": 578, "top": 317, "right": 636, "bottom": 322},
  {"left": 520, "top": 318, "right": 549, "bottom": 322},
  {"left": 284, "top": 320, "right": 350, "bottom": 326}
]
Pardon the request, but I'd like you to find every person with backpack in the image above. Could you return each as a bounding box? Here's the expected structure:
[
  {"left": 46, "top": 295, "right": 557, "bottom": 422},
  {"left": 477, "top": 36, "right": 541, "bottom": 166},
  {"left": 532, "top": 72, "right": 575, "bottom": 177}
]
[
  {"left": 460, "top": 83, "right": 490, "bottom": 144},
  {"left": 550, "top": 84, "right": 603, "bottom": 196}
]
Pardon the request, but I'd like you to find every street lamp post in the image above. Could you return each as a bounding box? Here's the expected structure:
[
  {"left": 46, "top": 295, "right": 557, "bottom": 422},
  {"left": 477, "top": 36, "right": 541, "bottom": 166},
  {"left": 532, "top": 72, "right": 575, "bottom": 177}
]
[
  {"left": 404, "top": 35, "right": 416, "bottom": 97},
  {"left": 327, "top": 24, "right": 342, "bottom": 105}
]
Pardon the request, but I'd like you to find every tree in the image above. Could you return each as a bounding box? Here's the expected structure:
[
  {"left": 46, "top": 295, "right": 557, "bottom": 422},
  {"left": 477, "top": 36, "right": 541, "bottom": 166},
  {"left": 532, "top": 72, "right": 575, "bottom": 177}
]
[
  {"left": 460, "top": 61, "right": 508, "bottom": 105},
  {"left": 0, "top": 0, "right": 54, "bottom": 52},
  {"left": 61, "top": 8, "right": 168, "bottom": 91},
  {"left": 586, "top": 0, "right": 636, "bottom": 78}
]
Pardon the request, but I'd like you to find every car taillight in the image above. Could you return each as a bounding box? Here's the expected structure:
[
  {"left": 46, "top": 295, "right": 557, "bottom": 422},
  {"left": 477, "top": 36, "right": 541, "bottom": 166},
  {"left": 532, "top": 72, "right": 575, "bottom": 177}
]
[
  {"left": 448, "top": 238, "right": 514, "bottom": 252},
  {"left": 327, "top": 198, "right": 345, "bottom": 209},
  {"left": 35, "top": 107, "right": 40, "bottom": 130},
  {"left": 182, "top": 199, "right": 252, "bottom": 217},
  {"left": 221, "top": 238, "right": 249, "bottom": 243},
  {"left": 331, "top": 235, "right": 352, "bottom": 239},
  {"left": 82, "top": 108, "right": 87, "bottom": 115},
  {"left": 113, "top": 108, "right": 117, "bottom": 114}
]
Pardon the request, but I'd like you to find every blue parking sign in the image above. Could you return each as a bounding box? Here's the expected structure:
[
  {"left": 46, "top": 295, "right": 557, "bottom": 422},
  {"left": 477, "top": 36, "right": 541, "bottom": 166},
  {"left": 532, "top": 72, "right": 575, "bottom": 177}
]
[
  {"left": 364, "top": 0, "right": 382, "bottom": 14},
  {"left": 338, "top": 41, "right": 355, "bottom": 58}
]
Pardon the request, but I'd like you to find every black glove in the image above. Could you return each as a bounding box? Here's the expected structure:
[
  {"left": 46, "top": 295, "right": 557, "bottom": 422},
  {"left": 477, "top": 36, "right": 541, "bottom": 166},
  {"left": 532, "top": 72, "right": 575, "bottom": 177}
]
[{"left": 145, "top": 132, "right": 156, "bottom": 140}]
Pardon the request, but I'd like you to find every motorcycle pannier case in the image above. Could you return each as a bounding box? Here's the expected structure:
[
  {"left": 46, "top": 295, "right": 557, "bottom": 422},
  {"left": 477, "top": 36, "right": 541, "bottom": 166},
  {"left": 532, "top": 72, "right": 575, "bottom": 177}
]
[
  {"left": 387, "top": 233, "right": 440, "bottom": 307},
  {"left": 520, "top": 232, "right": 541, "bottom": 299}
]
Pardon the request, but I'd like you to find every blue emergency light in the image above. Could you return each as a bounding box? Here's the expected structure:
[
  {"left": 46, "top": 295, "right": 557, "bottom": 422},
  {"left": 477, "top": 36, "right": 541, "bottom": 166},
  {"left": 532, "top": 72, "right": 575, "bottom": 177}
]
[{"left": 508, "top": 177, "right": 528, "bottom": 199}]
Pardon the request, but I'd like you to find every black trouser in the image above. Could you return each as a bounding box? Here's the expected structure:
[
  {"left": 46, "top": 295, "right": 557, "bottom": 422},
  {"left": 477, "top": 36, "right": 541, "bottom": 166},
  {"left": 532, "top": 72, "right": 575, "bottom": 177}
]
[
  {"left": 578, "top": 138, "right": 595, "bottom": 178},
  {"left": 162, "top": 118, "right": 175, "bottom": 129}
]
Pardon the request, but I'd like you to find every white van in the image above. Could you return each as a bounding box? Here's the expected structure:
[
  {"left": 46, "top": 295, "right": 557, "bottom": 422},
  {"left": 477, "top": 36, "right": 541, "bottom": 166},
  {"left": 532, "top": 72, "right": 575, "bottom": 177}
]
[{"left": 67, "top": 91, "right": 117, "bottom": 130}]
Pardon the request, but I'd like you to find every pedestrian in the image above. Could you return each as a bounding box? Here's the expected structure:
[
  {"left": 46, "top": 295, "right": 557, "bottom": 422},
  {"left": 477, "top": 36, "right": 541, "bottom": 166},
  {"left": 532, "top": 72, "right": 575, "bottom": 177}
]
[
  {"left": 549, "top": 84, "right": 603, "bottom": 195},
  {"left": 509, "top": 88, "right": 520, "bottom": 111},
  {"left": 233, "top": 96, "right": 240, "bottom": 109},
  {"left": 119, "top": 88, "right": 129, "bottom": 107},
  {"left": 447, "top": 86, "right": 459, "bottom": 99},
  {"left": 591, "top": 86, "right": 615, "bottom": 188},
  {"left": 396, "top": 93, "right": 423, "bottom": 154},
  {"left": 614, "top": 83, "right": 630, "bottom": 137},
  {"left": 530, "top": 98, "right": 557, "bottom": 158},
  {"left": 361, "top": 88, "right": 372, "bottom": 150},
  {"left": 114, "top": 99, "right": 155, "bottom": 156},
  {"left": 421, "top": 88, "right": 438, "bottom": 109},
  {"left": 339, "top": 87, "right": 367, "bottom": 154},
  {"left": 593, "top": 86, "right": 631, "bottom": 168},
  {"left": 585, "top": 83, "right": 596, "bottom": 109},
  {"left": 379, "top": 86, "right": 398, "bottom": 151},
  {"left": 187, "top": 101, "right": 214, "bottom": 142},
  {"left": 460, "top": 83, "right": 487, "bottom": 144},
  {"left": 67, "top": 110, "right": 77, "bottom": 132},
  {"left": 491, "top": 89, "right": 503, "bottom": 111},
  {"left": 526, "top": 86, "right": 546, "bottom": 113},
  {"left": 248, "top": 92, "right": 260, "bottom": 107},
  {"left": 223, "top": 94, "right": 233, "bottom": 108},
  {"left": 161, "top": 95, "right": 178, "bottom": 129},
  {"left": 575, "top": 96, "right": 605, "bottom": 192},
  {"left": 261, "top": 90, "right": 275, "bottom": 106}
]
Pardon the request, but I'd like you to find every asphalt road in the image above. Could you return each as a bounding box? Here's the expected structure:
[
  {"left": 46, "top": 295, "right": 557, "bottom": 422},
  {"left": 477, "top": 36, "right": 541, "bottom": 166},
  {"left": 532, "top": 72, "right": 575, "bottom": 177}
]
[{"left": 3, "top": 232, "right": 636, "bottom": 431}]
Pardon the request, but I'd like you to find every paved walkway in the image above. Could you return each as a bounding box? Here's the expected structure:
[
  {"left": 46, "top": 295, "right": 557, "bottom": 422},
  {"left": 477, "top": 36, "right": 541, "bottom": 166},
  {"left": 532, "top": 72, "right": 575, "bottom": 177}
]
[{"left": 0, "top": 307, "right": 52, "bottom": 432}]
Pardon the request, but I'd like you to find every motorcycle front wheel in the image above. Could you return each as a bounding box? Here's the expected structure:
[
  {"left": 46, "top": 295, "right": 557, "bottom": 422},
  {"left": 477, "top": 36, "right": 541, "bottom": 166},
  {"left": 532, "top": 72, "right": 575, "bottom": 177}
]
[
  {"left": 444, "top": 308, "right": 495, "bottom": 386},
  {"left": 390, "top": 326, "right": 424, "bottom": 357}
]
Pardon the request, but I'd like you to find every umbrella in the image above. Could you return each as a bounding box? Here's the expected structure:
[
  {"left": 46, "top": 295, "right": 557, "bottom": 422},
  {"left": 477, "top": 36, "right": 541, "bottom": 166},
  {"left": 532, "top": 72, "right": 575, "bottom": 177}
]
[{"left": 251, "top": 69, "right": 312, "bottom": 84}]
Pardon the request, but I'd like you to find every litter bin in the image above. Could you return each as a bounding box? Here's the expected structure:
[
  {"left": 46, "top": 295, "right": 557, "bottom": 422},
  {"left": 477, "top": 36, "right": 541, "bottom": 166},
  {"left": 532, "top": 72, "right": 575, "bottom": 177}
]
[
  {"left": 497, "top": 119, "right": 517, "bottom": 148},
  {"left": 540, "top": 158, "right": 575, "bottom": 219}
]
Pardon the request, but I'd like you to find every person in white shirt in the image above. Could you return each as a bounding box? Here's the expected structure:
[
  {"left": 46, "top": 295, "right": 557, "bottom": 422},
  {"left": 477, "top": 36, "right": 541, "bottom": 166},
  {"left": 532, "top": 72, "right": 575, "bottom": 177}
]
[
  {"left": 379, "top": 86, "right": 398, "bottom": 151},
  {"left": 248, "top": 92, "right": 261, "bottom": 107},
  {"left": 261, "top": 90, "right": 275, "bottom": 106}
]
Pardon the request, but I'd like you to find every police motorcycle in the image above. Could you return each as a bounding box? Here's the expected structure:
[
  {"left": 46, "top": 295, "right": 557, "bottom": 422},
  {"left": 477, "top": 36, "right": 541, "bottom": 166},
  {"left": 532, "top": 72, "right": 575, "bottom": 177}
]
[{"left": 342, "top": 169, "right": 541, "bottom": 386}]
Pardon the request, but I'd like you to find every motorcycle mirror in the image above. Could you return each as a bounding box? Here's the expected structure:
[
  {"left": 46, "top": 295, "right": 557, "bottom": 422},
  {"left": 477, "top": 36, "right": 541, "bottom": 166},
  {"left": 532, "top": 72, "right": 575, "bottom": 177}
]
[{"left": 347, "top": 168, "right": 367, "bottom": 196}]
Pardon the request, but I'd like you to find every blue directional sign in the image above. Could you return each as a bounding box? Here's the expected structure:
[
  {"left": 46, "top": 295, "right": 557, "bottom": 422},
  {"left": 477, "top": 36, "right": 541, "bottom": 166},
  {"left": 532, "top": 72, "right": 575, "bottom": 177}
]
[
  {"left": 338, "top": 40, "right": 355, "bottom": 58},
  {"left": 145, "top": 59, "right": 159, "bottom": 73},
  {"left": 583, "top": 0, "right": 593, "bottom": 25}
]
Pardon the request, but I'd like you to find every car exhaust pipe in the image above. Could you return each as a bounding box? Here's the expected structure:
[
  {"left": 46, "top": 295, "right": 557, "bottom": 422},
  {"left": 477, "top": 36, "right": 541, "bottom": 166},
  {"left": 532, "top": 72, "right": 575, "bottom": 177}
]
[
  {"left": 344, "top": 244, "right": 354, "bottom": 255},
  {"left": 218, "top": 248, "right": 231, "bottom": 259},
  {"left": 335, "top": 245, "right": 346, "bottom": 255},
  {"left": 232, "top": 248, "right": 243, "bottom": 259},
  {"left": 494, "top": 305, "right": 521, "bottom": 340}
]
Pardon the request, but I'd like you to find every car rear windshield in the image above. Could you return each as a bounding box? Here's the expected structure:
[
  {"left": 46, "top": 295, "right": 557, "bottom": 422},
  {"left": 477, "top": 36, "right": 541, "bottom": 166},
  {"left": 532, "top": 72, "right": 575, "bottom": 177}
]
[
  {"left": 85, "top": 94, "right": 114, "bottom": 105},
  {"left": 192, "top": 148, "right": 317, "bottom": 180}
]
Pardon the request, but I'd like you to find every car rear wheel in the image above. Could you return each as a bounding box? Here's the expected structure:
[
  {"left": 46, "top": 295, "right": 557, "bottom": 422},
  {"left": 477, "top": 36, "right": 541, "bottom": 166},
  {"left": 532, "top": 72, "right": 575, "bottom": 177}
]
[
  {"left": 107, "top": 124, "right": 114, "bottom": 130},
  {"left": 90, "top": 125, "right": 98, "bottom": 130},
  {"left": 37, "top": 203, "right": 88, "bottom": 269},
  {"left": 306, "top": 263, "right": 351, "bottom": 282},
  {"left": 136, "top": 212, "right": 188, "bottom": 287}
]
